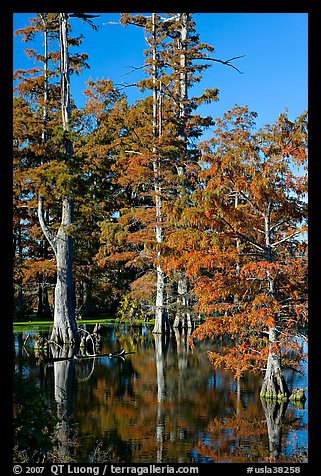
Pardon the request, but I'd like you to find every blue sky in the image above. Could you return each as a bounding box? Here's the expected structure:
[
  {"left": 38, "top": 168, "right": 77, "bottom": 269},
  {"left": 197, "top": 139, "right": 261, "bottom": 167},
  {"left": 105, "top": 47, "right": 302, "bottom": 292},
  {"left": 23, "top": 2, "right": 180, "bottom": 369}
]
[{"left": 13, "top": 13, "right": 308, "bottom": 135}]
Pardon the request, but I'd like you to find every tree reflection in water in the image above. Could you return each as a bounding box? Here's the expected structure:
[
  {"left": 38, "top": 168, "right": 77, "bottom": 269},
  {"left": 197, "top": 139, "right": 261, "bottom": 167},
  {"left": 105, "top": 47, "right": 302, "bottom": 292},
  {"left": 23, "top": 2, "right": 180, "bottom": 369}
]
[
  {"left": 261, "top": 399, "right": 288, "bottom": 461},
  {"left": 51, "top": 345, "right": 76, "bottom": 462},
  {"left": 154, "top": 332, "right": 168, "bottom": 463},
  {"left": 13, "top": 326, "right": 307, "bottom": 463}
]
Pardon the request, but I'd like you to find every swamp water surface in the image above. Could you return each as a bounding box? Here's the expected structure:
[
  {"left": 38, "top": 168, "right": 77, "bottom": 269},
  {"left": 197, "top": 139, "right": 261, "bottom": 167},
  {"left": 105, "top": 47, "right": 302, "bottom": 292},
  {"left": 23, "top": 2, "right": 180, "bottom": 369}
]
[{"left": 13, "top": 324, "right": 308, "bottom": 463}]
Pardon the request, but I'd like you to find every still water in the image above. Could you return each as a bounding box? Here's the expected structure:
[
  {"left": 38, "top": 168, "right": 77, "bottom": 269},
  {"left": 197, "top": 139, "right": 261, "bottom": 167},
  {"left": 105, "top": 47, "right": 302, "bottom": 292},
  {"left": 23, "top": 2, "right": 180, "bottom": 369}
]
[{"left": 13, "top": 324, "right": 308, "bottom": 463}]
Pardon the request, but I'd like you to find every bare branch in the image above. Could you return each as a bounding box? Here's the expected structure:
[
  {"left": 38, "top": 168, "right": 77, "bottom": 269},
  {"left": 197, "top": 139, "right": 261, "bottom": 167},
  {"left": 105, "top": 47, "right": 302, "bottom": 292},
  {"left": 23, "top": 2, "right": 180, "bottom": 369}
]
[
  {"left": 121, "top": 65, "right": 145, "bottom": 76},
  {"left": 236, "top": 233, "right": 265, "bottom": 252},
  {"left": 38, "top": 195, "right": 57, "bottom": 256},
  {"left": 114, "top": 82, "right": 138, "bottom": 90},
  {"left": 271, "top": 231, "right": 301, "bottom": 249},
  {"left": 253, "top": 227, "right": 265, "bottom": 234},
  {"left": 249, "top": 347, "right": 262, "bottom": 354},
  {"left": 70, "top": 13, "right": 99, "bottom": 19},
  {"left": 237, "top": 189, "right": 265, "bottom": 216},
  {"left": 160, "top": 14, "right": 180, "bottom": 23},
  {"left": 194, "top": 55, "right": 246, "bottom": 74},
  {"left": 295, "top": 331, "right": 308, "bottom": 342},
  {"left": 270, "top": 219, "right": 289, "bottom": 232},
  {"left": 69, "top": 13, "right": 99, "bottom": 30},
  {"left": 125, "top": 150, "right": 143, "bottom": 155}
]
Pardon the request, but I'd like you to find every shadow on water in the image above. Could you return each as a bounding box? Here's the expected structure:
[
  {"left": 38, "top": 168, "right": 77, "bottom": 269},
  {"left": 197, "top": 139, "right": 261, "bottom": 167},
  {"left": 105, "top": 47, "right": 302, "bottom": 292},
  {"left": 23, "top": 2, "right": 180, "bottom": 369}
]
[{"left": 13, "top": 324, "right": 308, "bottom": 463}]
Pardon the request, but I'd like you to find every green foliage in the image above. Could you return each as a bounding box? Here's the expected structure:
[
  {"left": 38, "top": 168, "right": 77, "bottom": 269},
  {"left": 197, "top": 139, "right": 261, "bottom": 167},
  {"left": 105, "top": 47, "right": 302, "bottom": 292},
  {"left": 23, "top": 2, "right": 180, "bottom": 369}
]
[{"left": 116, "top": 294, "right": 145, "bottom": 323}]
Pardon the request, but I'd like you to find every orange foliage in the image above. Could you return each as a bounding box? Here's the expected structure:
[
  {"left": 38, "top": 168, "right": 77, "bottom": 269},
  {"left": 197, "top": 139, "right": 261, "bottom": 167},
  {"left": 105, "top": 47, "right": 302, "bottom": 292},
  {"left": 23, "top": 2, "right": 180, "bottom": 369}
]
[{"left": 164, "top": 106, "right": 308, "bottom": 378}]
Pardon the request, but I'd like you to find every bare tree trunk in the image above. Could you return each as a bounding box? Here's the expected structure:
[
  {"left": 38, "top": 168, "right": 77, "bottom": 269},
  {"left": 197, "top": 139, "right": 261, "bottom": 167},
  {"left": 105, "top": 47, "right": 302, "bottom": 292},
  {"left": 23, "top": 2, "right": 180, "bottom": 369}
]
[
  {"left": 151, "top": 13, "right": 170, "bottom": 334},
  {"left": 260, "top": 327, "right": 289, "bottom": 399},
  {"left": 15, "top": 223, "right": 24, "bottom": 316},
  {"left": 51, "top": 199, "right": 78, "bottom": 344},
  {"left": 37, "top": 221, "right": 52, "bottom": 318},
  {"left": 52, "top": 14, "right": 77, "bottom": 344},
  {"left": 38, "top": 13, "right": 78, "bottom": 344},
  {"left": 37, "top": 283, "right": 51, "bottom": 318},
  {"left": 260, "top": 204, "right": 289, "bottom": 399},
  {"left": 174, "top": 14, "right": 192, "bottom": 329},
  {"left": 37, "top": 17, "right": 51, "bottom": 320},
  {"left": 173, "top": 276, "right": 192, "bottom": 328}
]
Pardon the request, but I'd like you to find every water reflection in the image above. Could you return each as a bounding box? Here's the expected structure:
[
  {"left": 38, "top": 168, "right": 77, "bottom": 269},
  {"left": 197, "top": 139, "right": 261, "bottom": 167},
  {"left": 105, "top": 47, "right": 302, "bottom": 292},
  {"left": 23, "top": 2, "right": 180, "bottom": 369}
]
[
  {"left": 51, "top": 345, "right": 76, "bottom": 461},
  {"left": 261, "top": 399, "right": 288, "bottom": 461},
  {"left": 13, "top": 325, "right": 308, "bottom": 463},
  {"left": 154, "top": 329, "right": 194, "bottom": 463}
]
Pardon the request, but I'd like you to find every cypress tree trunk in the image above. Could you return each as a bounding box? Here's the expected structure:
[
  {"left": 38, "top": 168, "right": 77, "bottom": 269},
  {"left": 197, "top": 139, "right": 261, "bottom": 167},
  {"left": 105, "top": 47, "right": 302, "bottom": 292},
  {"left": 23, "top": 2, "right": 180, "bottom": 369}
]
[
  {"left": 38, "top": 197, "right": 78, "bottom": 344},
  {"left": 38, "top": 13, "right": 78, "bottom": 344},
  {"left": 260, "top": 327, "right": 289, "bottom": 399},
  {"left": 151, "top": 13, "right": 170, "bottom": 334},
  {"left": 37, "top": 228, "right": 52, "bottom": 318},
  {"left": 51, "top": 13, "right": 77, "bottom": 343},
  {"left": 173, "top": 277, "right": 192, "bottom": 328},
  {"left": 260, "top": 206, "right": 289, "bottom": 399},
  {"left": 37, "top": 16, "right": 51, "bottom": 320},
  {"left": 174, "top": 13, "right": 192, "bottom": 329},
  {"left": 51, "top": 199, "right": 78, "bottom": 344},
  {"left": 37, "top": 283, "right": 51, "bottom": 318},
  {"left": 15, "top": 223, "right": 24, "bottom": 317}
]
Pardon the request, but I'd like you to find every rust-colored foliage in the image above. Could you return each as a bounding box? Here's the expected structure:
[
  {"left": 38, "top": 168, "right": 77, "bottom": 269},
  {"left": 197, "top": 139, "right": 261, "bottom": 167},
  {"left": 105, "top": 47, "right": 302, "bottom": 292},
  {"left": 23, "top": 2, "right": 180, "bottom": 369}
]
[{"left": 164, "top": 106, "right": 308, "bottom": 378}]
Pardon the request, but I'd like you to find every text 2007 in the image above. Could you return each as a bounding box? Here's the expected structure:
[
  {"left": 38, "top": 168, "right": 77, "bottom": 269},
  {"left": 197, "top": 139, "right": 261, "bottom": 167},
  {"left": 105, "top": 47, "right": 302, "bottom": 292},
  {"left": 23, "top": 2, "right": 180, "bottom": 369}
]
[{"left": 26, "top": 468, "right": 45, "bottom": 474}]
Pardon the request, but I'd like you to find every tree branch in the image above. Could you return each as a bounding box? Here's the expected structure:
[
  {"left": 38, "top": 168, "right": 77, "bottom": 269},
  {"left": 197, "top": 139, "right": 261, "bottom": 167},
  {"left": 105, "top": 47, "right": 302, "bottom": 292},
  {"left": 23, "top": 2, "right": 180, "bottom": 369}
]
[
  {"left": 237, "top": 189, "right": 265, "bottom": 217},
  {"left": 114, "top": 82, "right": 138, "bottom": 90},
  {"left": 69, "top": 13, "right": 99, "bottom": 30},
  {"left": 194, "top": 55, "right": 245, "bottom": 74},
  {"left": 219, "top": 215, "right": 265, "bottom": 252},
  {"left": 271, "top": 231, "right": 301, "bottom": 249},
  {"left": 121, "top": 65, "right": 146, "bottom": 76},
  {"left": 125, "top": 150, "right": 143, "bottom": 155},
  {"left": 270, "top": 219, "right": 289, "bottom": 232},
  {"left": 38, "top": 195, "right": 57, "bottom": 257}
]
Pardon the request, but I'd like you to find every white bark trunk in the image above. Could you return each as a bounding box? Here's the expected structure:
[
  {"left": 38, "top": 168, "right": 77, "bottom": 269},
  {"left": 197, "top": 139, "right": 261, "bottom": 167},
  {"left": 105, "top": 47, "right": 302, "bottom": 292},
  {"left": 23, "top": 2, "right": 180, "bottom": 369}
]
[
  {"left": 60, "top": 13, "right": 71, "bottom": 139},
  {"left": 49, "top": 13, "right": 77, "bottom": 344},
  {"left": 37, "top": 25, "right": 51, "bottom": 318},
  {"left": 175, "top": 14, "right": 192, "bottom": 329},
  {"left": 51, "top": 199, "right": 78, "bottom": 344},
  {"left": 260, "top": 203, "right": 288, "bottom": 398},
  {"left": 173, "top": 276, "right": 192, "bottom": 328},
  {"left": 260, "top": 327, "right": 289, "bottom": 399},
  {"left": 151, "top": 13, "right": 170, "bottom": 334}
]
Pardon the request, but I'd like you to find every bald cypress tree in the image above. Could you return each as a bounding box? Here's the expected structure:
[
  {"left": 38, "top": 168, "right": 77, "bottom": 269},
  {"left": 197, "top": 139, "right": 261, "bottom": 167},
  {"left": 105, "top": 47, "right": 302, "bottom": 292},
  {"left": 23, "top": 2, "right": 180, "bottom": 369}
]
[
  {"left": 14, "top": 13, "right": 98, "bottom": 343},
  {"left": 112, "top": 13, "right": 221, "bottom": 333}
]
